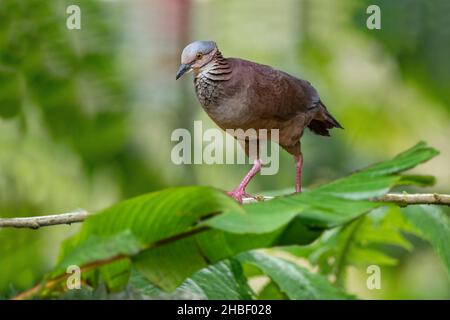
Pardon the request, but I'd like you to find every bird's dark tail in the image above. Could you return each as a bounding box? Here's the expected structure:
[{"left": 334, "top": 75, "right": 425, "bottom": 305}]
[{"left": 307, "top": 101, "right": 343, "bottom": 137}]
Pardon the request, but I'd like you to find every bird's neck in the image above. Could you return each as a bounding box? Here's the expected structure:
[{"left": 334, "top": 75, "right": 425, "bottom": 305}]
[{"left": 196, "top": 50, "right": 233, "bottom": 81}]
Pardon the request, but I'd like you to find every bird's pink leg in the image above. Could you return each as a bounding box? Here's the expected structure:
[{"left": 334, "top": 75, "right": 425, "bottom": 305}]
[
  {"left": 228, "top": 159, "right": 262, "bottom": 203},
  {"left": 295, "top": 154, "right": 303, "bottom": 193}
]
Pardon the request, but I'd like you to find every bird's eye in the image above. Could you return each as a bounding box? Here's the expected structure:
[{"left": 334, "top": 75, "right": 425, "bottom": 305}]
[{"left": 196, "top": 52, "right": 203, "bottom": 59}]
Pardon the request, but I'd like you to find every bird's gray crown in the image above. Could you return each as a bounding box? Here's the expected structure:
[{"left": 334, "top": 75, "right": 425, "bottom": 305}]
[{"left": 181, "top": 41, "right": 217, "bottom": 63}]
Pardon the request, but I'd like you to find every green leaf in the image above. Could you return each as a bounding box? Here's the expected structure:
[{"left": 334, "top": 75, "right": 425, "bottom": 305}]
[
  {"left": 346, "top": 248, "right": 397, "bottom": 266},
  {"left": 57, "top": 186, "right": 238, "bottom": 290},
  {"left": 398, "top": 175, "right": 436, "bottom": 187},
  {"left": 70, "top": 186, "right": 239, "bottom": 244},
  {"left": 238, "top": 251, "right": 354, "bottom": 300},
  {"left": 52, "top": 142, "right": 439, "bottom": 293},
  {"left": 57, "top": 186, "right": 299, "bottom": 291},
  {"left": 287, "top": 207, "right": 416, "bottom": 285},
  {"left": 206, "top": 142, "right": 438, "bottom": 233},
  {"left": 358, "top": 141, "right": 439, "bottom": 176},
  {"left": 52, "top": 230, "right": 141, "bottom": 277},
  {"left": 257, "top": 281, "right": 287, "bottom": 300},
  {"left": 206, "top": 191, "right": 381, "bottom": 233},
  {"left": 402, "top": 205, "right": 450, "bottom": 278},
  {"left": 99, "top": 259, "right": 132, "bottom": 292},
  {"left": 129, "top": 259, "right": 254, "bottom": 300},
  {"left": 186, "top": 259, "right": 254, "bottom": 300},
  {"left": 313, "top": 141, "right": 439, "bottom": 199}
]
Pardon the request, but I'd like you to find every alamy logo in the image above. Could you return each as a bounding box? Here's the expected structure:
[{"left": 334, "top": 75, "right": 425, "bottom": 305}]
[
  {"left": 171, "top": 121, "right": 280, "bottom": 175},
  {"left": 366, "top": 5, "right": 381, "bottom": 30},
  {"left": 66, "top": 5, "right": 81, "bottom": 30},
  {"left": 366, "top": 265, "right": 381, "bottom": 290},
  {"left": 66, "top": 265, "right": 81, "bottom": 290}
]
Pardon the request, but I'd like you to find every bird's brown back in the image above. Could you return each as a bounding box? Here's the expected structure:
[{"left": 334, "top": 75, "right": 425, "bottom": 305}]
[{"left": 194, "top": 54, "right": 342, "bottom": 153}]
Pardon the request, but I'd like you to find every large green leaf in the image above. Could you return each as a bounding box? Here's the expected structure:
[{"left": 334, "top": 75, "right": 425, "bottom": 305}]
[
  {"left": 238, "top": 251, "right": 354, "bottom": 300},
  {"left": 285, "top": 206, "right": 418, "bottom": 286},
  {"left": 129, "top": 259, "right": 254, "bottom": 300},
  {"left": 186, "top": 258, "right": 254, "bottom": 300},
  {"left": 206, "top": 142, "right": 438, "bottom": 233},
  {"left": 56, "top": 186, "right": 234, "bottom": 290},
  {"left": 56, "top": 186, "right": 308, "bottom": 291},
  {"left": 316, "top": 141, "right": 439, "bottom": 200},
  {"left": 51, "top": 230, "right": 141, "bottom": 278},
  {"left": 402, "top": 205, "right": 450, "bottom": 278},
  {"left": 58, "top": 259, "right": 255, "bottom": 300},
  {"left": 52, "top": 142, "right": 438, "bottom": 293}
]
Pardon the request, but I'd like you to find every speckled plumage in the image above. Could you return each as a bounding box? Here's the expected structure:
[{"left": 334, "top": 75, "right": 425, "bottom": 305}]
[{"left": 194, "top": 51, "right": 231, "bottom": 107}]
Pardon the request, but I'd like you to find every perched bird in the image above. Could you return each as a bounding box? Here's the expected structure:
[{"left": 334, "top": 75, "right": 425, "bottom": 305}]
[{"left": 176, "top": 41, "right": 342, "bottom": 203}]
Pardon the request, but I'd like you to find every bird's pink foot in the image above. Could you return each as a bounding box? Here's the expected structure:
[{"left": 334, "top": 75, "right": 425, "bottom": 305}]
[
  {"left": 228, "top": 159, "right": 262, "bottom": 203},
  {"left": 227, "top": 189, "right": 255, "bottom": 203}
]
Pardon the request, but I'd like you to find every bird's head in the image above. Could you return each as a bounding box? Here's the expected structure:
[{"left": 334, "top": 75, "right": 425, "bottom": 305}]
[{"left": 176, "top": 40, "right": 218, "bottom": 80}]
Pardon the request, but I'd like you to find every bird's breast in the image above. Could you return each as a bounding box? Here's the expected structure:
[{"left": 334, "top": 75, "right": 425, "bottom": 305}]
[
  {"left": 194, "top": 68, "right": 257, "bottom": 129},
  {"left": 194, "top": 75, "right": 221, "bottom": 107}
]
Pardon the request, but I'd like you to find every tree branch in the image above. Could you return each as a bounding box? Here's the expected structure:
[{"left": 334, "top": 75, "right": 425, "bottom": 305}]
[
  {"left": 0, "top": 209, "right": 90, "bottom": 229},
  {"left": 375, "top": 193, "right": 450, "bottom": 206},
  {"left": 7, "top": 192, "right": 449, "bottom": 299},
  {"left": 247, "top": 193, "right": 450, "bottom": 206},
  {"left": 0, "top": 193, "right": 448, "bottom": 230}
]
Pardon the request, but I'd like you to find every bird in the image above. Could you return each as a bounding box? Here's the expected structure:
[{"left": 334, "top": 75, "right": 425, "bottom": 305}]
[{"left": 176, "top": 40, "right": 343, "bottom": 203}]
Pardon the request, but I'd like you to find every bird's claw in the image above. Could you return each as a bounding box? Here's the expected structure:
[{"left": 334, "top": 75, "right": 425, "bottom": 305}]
[{"left": 227, "top": 189, "right": 255, "bottom": 203}]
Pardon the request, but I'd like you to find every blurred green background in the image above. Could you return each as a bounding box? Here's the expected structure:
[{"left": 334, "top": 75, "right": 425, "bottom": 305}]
[{"left": 0, "top": 0, "right": 449, "bottom": 298}]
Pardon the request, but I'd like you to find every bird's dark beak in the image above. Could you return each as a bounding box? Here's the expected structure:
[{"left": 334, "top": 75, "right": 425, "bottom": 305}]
[{"left": 176, "top": 63, "right": 191, "bottom": 80}]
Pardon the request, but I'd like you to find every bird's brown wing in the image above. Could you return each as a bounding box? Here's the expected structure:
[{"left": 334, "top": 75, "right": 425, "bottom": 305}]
[
  {"left": 241, "top": 60, "right": 320, "bottom": 121},
  {"left": 241, "top": 59, "right": 342, "bottom": 135}
]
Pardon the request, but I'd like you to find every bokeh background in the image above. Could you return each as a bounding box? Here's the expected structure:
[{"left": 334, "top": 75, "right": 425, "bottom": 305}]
[{"left": 0, "top": 0, "right": 449, "bottom": 298}]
